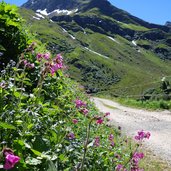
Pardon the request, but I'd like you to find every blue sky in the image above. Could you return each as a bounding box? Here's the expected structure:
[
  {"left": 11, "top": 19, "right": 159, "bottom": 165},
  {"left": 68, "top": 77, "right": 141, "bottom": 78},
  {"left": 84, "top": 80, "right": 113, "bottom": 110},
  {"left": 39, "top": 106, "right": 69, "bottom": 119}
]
[{"left": 1, "top": 0, "right": 171, "bottom": 25}]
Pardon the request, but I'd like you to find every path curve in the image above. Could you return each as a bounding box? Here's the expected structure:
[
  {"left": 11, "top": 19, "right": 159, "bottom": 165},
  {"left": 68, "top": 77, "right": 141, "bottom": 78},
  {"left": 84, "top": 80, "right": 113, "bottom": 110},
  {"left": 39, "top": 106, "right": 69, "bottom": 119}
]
[{"left": 92, "top": 97, "right": 171, "bottom": 165}]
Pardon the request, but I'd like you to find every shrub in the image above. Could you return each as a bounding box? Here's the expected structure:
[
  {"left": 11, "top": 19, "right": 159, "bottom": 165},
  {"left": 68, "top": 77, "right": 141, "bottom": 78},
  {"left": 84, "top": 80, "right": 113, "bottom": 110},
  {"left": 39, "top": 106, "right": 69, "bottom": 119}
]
[{"left": 0, "top": 2, "right": 33, "bottom": 69}]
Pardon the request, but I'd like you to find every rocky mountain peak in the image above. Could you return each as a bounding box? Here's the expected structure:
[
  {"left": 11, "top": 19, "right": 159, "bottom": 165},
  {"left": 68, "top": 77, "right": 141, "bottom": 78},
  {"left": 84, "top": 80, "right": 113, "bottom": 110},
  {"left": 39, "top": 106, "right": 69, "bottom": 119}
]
[{"left": 22, "top": 0, "right": 92, "bottom": 12}]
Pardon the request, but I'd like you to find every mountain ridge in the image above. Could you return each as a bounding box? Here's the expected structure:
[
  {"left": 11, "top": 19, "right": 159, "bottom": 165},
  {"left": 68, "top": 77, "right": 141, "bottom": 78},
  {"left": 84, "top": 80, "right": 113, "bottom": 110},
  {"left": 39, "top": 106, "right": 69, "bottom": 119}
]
[{"left": 22, "top": 0, "right": 170, "bottom": 30}]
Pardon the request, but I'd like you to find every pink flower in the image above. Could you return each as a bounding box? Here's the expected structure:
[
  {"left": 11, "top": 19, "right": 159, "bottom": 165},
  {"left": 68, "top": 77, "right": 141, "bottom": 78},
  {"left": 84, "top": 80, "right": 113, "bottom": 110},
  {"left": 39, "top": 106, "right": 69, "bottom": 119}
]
[
  {"left": 94, "top": 137, "right": 100, "bottom": 147},
  {"left": 115, "top": 164, "right": 123, "bottom": 171},
  {"left": 80, "top": 108, "right": 89, "bottom": 115},
  {"left": 75, "top": 99, "right": 86, "bottom": 108},
  {"left": 104, "top": 112, "right": 110, "bottom": 117},
  {"left": 26, "top": 63, "right": 35, "bottom": 69},
  {"left": 108, "top": 134, "right": 114, "bottom": 141},
  {"left": 68, "top": 133, "right": 75, "bottom": 140},
  {"left": 55, "top": 54, "right": 63, "bottom": 63},
  {"left": 134, "top": 130, "right": 151, "bottom": 141},
  {"left": 72, "top": 119, "right": 78, "bottom": 124},
  {"left": 110, "top": 141, "right": 115, "bottom": 147},
  {"left": 36, "top": 53, "right": 43, "bottom": 61},
  {"left": 37, "top": 52, "right": 51, "bottom": 61},
  {"left": 30, "top": 63, "right": 35, "bottom": 68},
  {"left": 50, "top": 63, "right": 63, "bottom": 75},
  {"left": 133, "top": 152, "right": 144, "bottom": 160},
  {"left": 145, "top": 132, "right": 151, "bottom": 139},
  {"left": 131, "top": 152, "right": 144, "bottom": 171},
  {"left": 23, "top": 60, "right": 28, "bottom": 65},
  {"left": 43, "top": 52, "right": 50, "bottom": 60},
  {"left": 22, "top": 59, "right": 35, "bottom": 69},
  {"left": 108, "top": 134, "right": 114, "bottom": 147},
  {"left": 3, "top": 150, "right": 20, "bottom": 170},
  {"left": 96, "top": 118, "right": 103, "bottom": 124}
]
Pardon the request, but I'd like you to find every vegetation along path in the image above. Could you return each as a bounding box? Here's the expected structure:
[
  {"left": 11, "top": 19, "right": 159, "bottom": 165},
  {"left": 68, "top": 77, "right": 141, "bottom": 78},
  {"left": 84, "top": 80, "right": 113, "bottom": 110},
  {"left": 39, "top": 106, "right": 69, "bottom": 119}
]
[{"left": 92, "top": 97, "right": 171, "bottom": 166}]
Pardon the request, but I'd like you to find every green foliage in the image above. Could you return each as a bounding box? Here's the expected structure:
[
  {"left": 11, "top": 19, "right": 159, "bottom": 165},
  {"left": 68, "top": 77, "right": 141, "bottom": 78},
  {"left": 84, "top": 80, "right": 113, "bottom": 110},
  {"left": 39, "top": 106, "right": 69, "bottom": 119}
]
[
  {"left": 117, "top": 98, "right": 171, "bottom": 110},
  {"left": 119, "top": 23, "right": 149, "bottom": 31},
  {"left": 136, "top": 39, "right": 152, "bottom": 49},
  {"left": 117, "top": 78, "right": 171, "bottom": 110},
  {"left": 155, "top": 43, "right": 170, "bottom": 50},
  {"left": 0, "top": 2, "right": 34, "bottom": 68}
]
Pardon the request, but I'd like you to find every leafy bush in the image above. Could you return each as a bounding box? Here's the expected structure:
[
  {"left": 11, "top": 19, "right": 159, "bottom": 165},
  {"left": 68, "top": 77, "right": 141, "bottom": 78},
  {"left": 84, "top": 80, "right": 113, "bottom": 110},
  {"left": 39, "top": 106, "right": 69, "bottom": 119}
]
[{"left": 0, "top": 2, "right": 34, "bottom": 69}]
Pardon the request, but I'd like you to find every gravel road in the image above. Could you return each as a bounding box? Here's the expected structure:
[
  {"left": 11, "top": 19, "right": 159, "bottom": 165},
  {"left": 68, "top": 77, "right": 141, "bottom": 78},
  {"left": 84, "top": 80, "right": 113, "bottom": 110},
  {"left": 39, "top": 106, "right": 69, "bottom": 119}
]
[{"left": 92, "top": 97, "right": 171, "bottom": 166}]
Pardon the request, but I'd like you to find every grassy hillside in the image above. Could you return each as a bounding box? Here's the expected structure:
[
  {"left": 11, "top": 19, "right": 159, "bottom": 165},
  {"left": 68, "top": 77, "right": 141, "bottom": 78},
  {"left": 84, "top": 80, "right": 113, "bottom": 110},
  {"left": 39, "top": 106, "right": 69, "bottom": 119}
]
[{"left": 19, "top": 8, "right": 171, "bottom": 97}]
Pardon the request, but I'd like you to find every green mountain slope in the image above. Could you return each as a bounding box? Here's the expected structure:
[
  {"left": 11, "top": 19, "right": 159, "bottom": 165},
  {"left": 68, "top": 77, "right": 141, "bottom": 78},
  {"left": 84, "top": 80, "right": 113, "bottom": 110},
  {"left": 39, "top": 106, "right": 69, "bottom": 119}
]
[{"left": 19, "top": 0, "right": 171, "bottom": 96}]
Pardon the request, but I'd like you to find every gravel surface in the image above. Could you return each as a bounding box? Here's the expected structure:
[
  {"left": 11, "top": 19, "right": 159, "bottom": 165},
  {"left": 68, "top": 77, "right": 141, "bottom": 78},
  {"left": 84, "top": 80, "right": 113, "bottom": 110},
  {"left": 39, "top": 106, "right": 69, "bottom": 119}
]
[{"left": 92, "top": 97, "right": 171, "bottom": 166}]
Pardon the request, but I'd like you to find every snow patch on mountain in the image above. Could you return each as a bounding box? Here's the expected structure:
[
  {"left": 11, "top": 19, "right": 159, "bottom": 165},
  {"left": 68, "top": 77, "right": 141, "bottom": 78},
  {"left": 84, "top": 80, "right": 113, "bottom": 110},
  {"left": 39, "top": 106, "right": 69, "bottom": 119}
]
[
  {"left": 69, "top": 34, "right": 76, "bottom": 40},
  {"left": 36, "top": 8, "right": 78, "bottom": 17},
  {"left": 61, "top": 28, "right": 68, "bottom": 33},
  {"left": 35, "top": 13, "right": 45, "bottom": 19},
  {"left": 84, "top": 47, "right": 109, "bottom": 59},
  {"left": 36, "top": 9, "right": 48, "bottom": 15},
  {"left": 33, "top": 16, "right": 40, "bottom": 20},
  {"left": 132, "top": 40, "right": 137, "bottom": 46},
  {"left": 107, "top": 36, "right": 120, "bottom": 44},
  {"left": 80, "top": 27, "right": 86, "bottom": 34}
]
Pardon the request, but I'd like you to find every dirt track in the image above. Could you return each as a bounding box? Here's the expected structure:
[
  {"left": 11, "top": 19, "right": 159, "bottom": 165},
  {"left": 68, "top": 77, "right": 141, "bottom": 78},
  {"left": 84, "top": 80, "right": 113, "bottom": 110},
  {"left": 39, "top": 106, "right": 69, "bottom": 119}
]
[{"left": 92, "top": 97, "right": 171, "bottom": 166}]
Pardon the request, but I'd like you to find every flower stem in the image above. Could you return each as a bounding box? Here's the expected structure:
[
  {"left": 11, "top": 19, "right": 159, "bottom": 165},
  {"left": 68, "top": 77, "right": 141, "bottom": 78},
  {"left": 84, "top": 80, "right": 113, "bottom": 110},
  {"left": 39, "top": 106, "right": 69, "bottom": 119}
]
[{"left": 80, "top": 119, "right": 93, "bottom": 171}]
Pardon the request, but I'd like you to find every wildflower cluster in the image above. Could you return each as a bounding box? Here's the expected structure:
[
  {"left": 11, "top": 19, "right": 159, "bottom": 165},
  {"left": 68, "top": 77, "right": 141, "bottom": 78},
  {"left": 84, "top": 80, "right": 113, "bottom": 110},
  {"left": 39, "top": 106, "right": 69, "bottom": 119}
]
[
  {"left": 115, "top": 164, "right": 127, "bottom": 171},
  {"left": 75, "top": 99, "right": 89, "bottom": 117},
  {"left": 108, "top": 134, "right": 115, "bottom": 147},
  {"left": 36, "top": 53, "right": 63, "bottom": 76},
  {"left": 1, "top": 148, "right": 20, "bottom": 170},
  {"left": 22, "top": 60, "right": 35, "bottom": 69},
  {"left": 131, "top": 152, "right": 144, "bottom": 171},
  {"left": 94, "top": 137, "right": 100, "bottom": 147},
  {"left": 134, "top": 130, "right": 151, "bottom": 141},
  {"left": 96, "top": 117, "right": 104, "bottom": 124},
  {"left": 75, "top": 99, "right": 87, "bottom": 108},
  {"left": 68, "top": 132, "right": 75, "bottom": 140}
]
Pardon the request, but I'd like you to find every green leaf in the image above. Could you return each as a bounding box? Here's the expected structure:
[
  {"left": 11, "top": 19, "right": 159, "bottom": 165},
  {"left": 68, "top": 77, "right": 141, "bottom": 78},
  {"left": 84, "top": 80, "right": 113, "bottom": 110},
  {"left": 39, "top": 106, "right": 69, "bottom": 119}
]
[
  {"left": 31, "top": 149, "right": 42, "bottom": 156},
  {"left": 27, "top": 124, "right": 34, "bottom": 130},
  {"left": 0, "top": 122, "right": 16, "bottom": 130},
  {"left": 16, "top": 139, "right": 25, "bottom": 146},
  {"left": 59, "top": 154, "right": 68, "bottom": 163},
  {"left": 14, "top": 91, "right": 21, "bottom": 98},
  {"left": 6, "top": 18, "right": 19, "bottom": 27},
  {"left": 0, "top": 44, "right": 6, "bottom": 51},
  {"left": 15, "top": 120, "right": 23, "bottom": 125}
]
